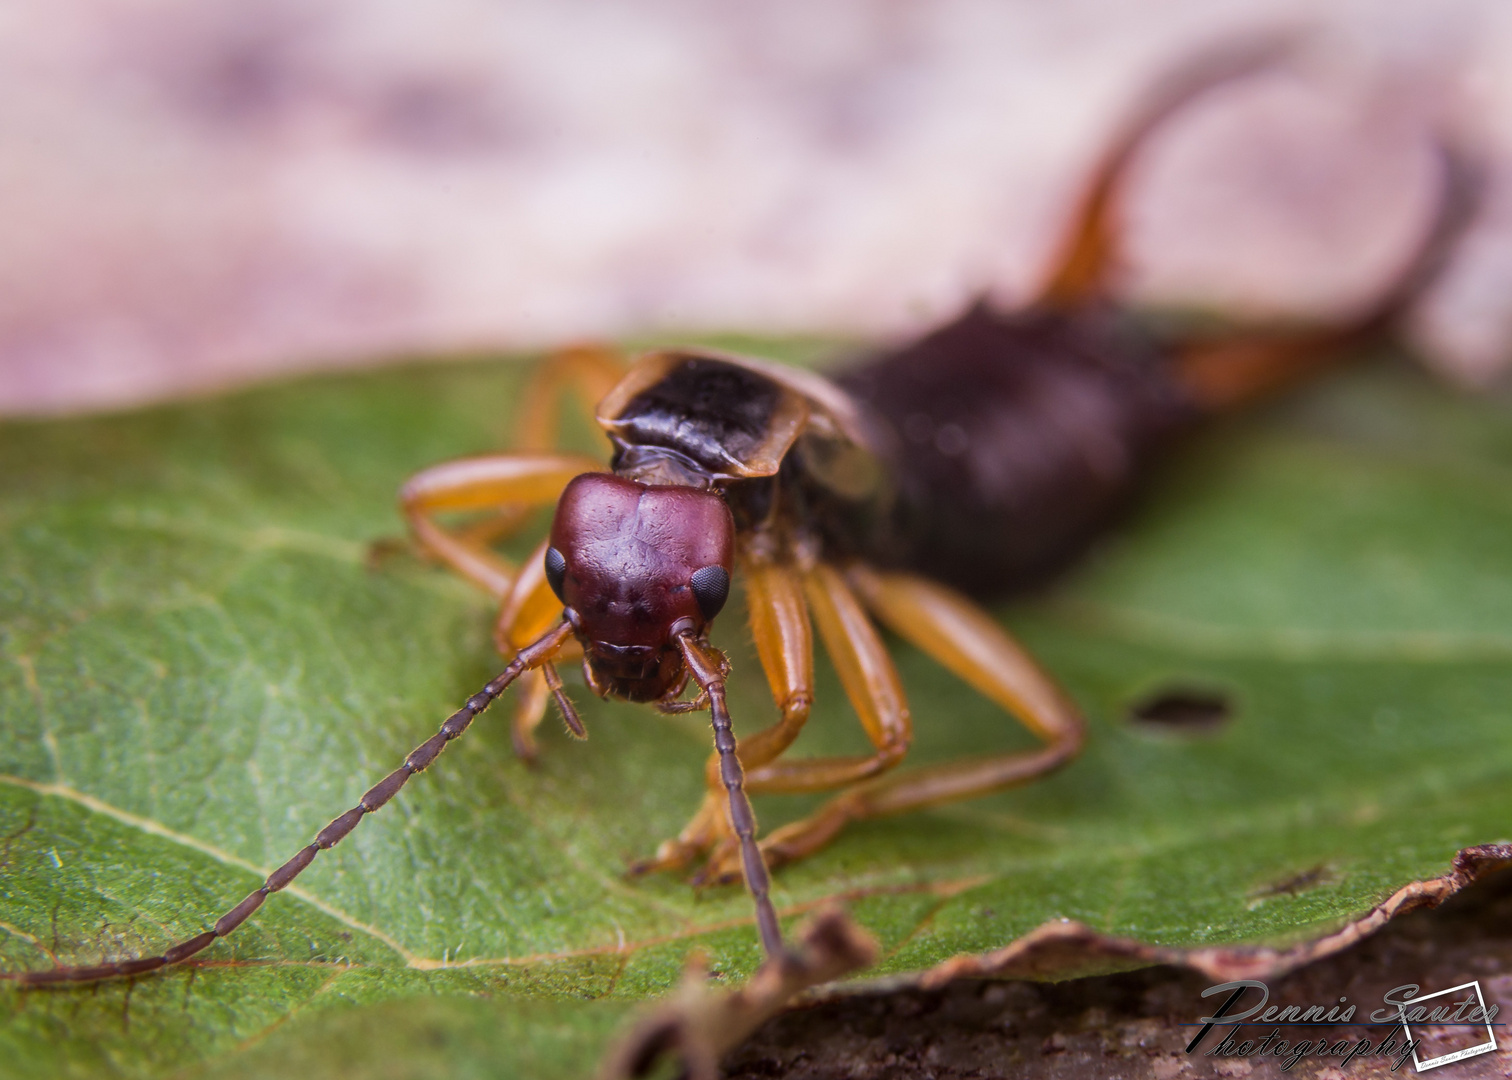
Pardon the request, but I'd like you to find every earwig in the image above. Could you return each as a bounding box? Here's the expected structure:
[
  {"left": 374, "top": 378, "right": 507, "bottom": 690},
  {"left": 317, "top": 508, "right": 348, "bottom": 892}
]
[{"left": 2, "top": 48, "right": 1478, "bottom": 985}]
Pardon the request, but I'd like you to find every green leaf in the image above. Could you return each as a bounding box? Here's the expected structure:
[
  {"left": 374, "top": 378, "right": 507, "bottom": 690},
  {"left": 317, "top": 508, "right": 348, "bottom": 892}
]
[{"left": 1, "top": 351, "right": 1509, "bottom": 1077}]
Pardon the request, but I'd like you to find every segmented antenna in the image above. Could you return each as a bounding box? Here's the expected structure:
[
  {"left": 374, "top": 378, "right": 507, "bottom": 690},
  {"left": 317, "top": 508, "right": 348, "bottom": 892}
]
[
  {"left": 676, "top": 631, "right": 784, "bottom": 958},
  {"left": 4, "top": 620, "right": 574, "bottom": 986}
]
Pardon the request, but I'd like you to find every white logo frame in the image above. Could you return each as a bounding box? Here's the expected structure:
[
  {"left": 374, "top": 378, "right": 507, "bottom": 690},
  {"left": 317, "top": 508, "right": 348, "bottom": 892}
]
[{"left": 1398, "top": 981, "right": 1497, "bottom": 1072}]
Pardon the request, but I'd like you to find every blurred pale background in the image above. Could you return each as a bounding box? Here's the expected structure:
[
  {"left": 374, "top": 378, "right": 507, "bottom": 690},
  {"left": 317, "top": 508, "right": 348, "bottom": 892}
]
[{"left": 3, "top": 0, "right": 1511, "bottom": 414}]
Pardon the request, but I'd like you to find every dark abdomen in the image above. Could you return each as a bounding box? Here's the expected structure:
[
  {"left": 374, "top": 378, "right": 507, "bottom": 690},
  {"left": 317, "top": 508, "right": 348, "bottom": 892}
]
[{"left": 835, "top": 303, "right": 1197, "bottom": 596}]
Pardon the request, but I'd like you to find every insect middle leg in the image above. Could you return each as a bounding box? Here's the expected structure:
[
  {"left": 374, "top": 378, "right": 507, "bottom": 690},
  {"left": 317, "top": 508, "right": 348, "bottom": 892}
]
[
  {"left": 660, "top": 561, "right": 918, "bottom": 884},
  {"left": 752, "top": 562, "right": 915, "bottom": 791},
  {"left": 628, "top": 551, "right": 817, "bottom": 876},
  {"left": 780, "top": 566, "right": 1085, "bottom": 865},
  {"left": 697, "top": 563, "right": 1083, "bottom": 882}
]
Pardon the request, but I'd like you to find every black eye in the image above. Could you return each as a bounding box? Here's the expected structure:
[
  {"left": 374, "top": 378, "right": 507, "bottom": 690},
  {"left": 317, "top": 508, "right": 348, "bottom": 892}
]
[
  {"left": 689, "top": 565, "right": 730, "bottom": 621},
  {"left": 544, "top": 546, "right": 567, "bottom": 602}
]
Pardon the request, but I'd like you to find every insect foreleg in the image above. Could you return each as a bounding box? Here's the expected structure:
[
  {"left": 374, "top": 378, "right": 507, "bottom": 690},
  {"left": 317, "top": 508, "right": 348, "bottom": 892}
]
[
  {"left": 698, "top": 564, "right": 1086, "bottom": 883},
  {"left": 3, "top": 619, "right": 575, "bottom": 987},
  {"left": 512, "top": 344, "right": 629, "bottom": 454},
  {"left": 736, "top": 560, "right": 917, "bottom": 794},
  {"left": 401, "top": 453, "right": 601, "bottom": 599},
  {"left": 783, "top": 562, "right": 913, "bottom": 787}
]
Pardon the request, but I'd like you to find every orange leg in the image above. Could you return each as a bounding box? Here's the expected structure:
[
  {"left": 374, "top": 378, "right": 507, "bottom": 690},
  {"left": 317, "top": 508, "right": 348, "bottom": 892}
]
[
  {"left": 514, "top": 343, "right": 629, "bottom": 453},
  {"left": 726, "top": 553, "right": 818, "bottom": 775},
  {"left": 401, "top": 453, "right": 601, "bottom": 598},
  {"left": 449, "top": 345, "right": 629, "bottom": 549},
  {"left": 848, "top": 565, "right": 1083, "bottom": 757},
  {"left": 628, "top": 549, "right": 816, "bottom": 877},
  {"left": 746, "top": 562, "right": 913, "bottom": 792},
  {"left": 698, "top": 563, "right": 1084, "bottom": 883},
  {"left": 691, "top": 561, "right": 914, "bottom": 884},
  {"left": 400, "top": 346, "right": 623, "bottom": 580},
  {"left": 770, "top": 566, "right": 1084, "bottom": 868}
]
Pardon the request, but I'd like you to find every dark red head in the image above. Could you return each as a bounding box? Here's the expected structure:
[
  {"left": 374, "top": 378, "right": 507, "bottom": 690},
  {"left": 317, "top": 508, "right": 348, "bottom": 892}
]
[{"left": 545, "top": 473, "right": 734, "bottom": 702}]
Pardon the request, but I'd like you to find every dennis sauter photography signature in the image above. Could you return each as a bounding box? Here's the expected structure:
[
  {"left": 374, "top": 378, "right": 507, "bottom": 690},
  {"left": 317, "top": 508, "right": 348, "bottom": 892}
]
[{"left": 1184, "top": 980, "right": 1502, "bottom": 1072}]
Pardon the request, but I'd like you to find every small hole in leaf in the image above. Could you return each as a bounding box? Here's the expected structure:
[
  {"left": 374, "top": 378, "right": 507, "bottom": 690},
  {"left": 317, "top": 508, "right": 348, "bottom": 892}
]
[{"left": 1127, "top": 687, "right": 1232, "bottom": 733}]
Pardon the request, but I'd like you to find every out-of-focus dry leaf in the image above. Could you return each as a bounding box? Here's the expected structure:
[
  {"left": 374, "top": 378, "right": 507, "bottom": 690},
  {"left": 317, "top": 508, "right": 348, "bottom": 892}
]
[{"left": 2, "top": 1, "right": 1511, "bottom": 415}]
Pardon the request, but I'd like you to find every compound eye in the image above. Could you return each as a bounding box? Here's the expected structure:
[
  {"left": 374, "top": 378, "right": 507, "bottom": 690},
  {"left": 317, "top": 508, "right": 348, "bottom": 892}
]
[
  {"left": 544, "top": 546, "right": 567, "bottom": 602},
  {"left": 689, "top": 565, "right": 730, "bottom": 621}
]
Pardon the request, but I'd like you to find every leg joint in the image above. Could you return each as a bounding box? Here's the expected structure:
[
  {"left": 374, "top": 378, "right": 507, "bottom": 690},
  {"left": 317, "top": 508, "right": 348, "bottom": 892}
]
[{"left": 875, "top": 736, "right": 909, "bottom": 769}]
